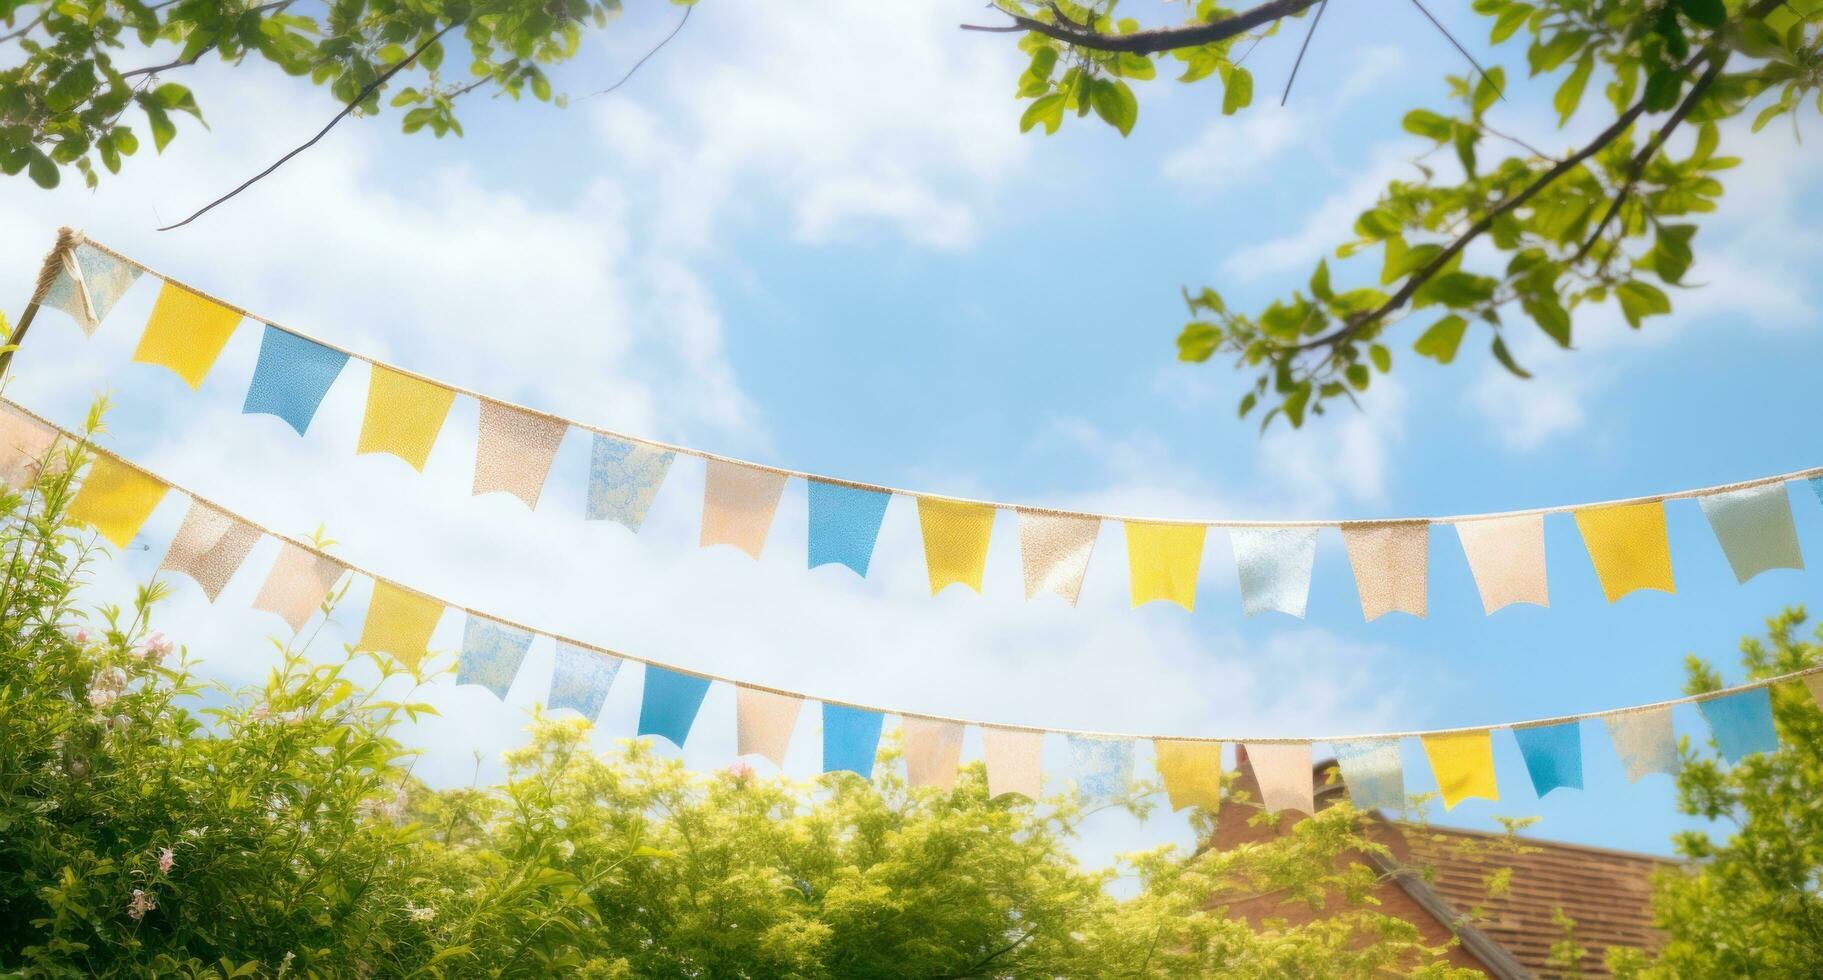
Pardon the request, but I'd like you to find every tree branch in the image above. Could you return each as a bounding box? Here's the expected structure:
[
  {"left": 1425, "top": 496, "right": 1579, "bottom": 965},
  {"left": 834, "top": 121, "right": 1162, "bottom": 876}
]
[
  {"left": 578, "top": 1, "right": 693, "bottom": 101},
  {"left": 960, "top": 0, "right": 1323, "bottom": 54},
  {"left": 155, "top": 22, "right": 456, "bottom": 231}
]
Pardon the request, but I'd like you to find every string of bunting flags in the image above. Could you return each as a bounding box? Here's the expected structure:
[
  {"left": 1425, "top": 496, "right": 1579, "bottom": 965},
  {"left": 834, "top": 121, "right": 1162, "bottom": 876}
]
[
  {"left": 2, "top": 397, "right": 1815, "bottom": 815},
  {"left": 22, "top": 231, "right": 1823, "bottom": 622}
]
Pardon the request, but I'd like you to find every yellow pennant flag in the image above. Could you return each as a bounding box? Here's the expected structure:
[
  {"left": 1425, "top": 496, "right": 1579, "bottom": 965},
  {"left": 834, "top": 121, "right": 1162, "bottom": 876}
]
[
  {"left": 917, "top": 498, "right": 996, "bottom": 595},
  {"left": 1573, "top": 502, "right": 1674, "bottom": 602},
  {"left": 68, "top": 456, "right": 168, "bottom": 548},
  {"left": 358, "top": 366, "right": 458, "bottom": 472},
  {"left": 1420, "top": 730, "right": 1498, "bottom": 810},
  {"left": 1124, "top": 522, "right": 1206, "bottom": 611},
  {"left": 355, "top": 581, "right": 445, "bottom": 669},
  {"left": 1153, "top": 739, "right": 1223, "bottom": 812},
  {"left": 132, "top": 280, "right": 244, "bottom": 390}
]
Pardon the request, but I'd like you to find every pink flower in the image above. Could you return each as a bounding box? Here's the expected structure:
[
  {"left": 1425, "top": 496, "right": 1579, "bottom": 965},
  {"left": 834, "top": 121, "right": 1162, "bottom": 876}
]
[
  {"left": 86, "top": 688, "right": 117, "bottom": 710},
  {"left": 157, "top": 847, "right": 174, "bottom": 874},
  {"left": 249, "top": 703, "right": 271, "bottom": 723},
  {"left": 72, "top": 628, "right": 89, "bottom": 645},
  {"left": 727, "top": 762, "right": 754, "bottom": 781},
  {"left": 138, "top": 631, "right": 174, "bottom": 664},
  {"left": 127, "top": 888, "right": 156, "bottom": 921}
]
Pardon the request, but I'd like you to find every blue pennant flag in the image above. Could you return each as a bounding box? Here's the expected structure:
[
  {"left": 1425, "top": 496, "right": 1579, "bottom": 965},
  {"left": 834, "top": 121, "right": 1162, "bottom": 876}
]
[
  {"left": 808, "top": 481, "right": 892, "bottom": 576},
  {"left": 457, "top": 615, "right": 534, "bottom": 700},
  {"left": 822, "top": 703, "right": 885, "bottom": 778},
  {"left": 1697, "top": 688, "right": 1779, "bottom": 763},
  {"left": 638, "top": 665, "right": 712, "bottom": 748},
  {"left": 1512, "top": 722, "right": 1583, "bottom": 797},
  {"left": 587, "top": 434, "right": 676, "bottom": 531},
  {"left": 243, "top": 325, "right": 350, "bottom": 436},
  {"left": 1066, "top": 735, "right": 1133, "bottom": 804},
  {"left": 549, "top": 640, "right": 622, "bottom": 721},
  {"left": 1330, "top": 738, "right": 1405, "bottom": 810}
]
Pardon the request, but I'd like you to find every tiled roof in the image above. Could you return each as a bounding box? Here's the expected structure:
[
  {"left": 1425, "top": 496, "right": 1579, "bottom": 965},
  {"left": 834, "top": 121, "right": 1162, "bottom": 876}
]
[{"left": 1393, "top": 823, "right": 1681, "bottom": 978}]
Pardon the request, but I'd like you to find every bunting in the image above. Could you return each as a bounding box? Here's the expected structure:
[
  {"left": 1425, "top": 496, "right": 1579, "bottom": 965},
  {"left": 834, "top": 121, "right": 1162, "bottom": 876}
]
[
  {"left": 823, "top": 704, "right": 885, "bottom": 778},
  {"left": 159, "top": 501, "right": 260, "bottom": 602},
  {"left": 1575, "top": 503, "right": 1675, "bottom": 602},
  {"left": 902, "top": 717, "right": 965, "bottom": 791},
  {"left": 1420, "top": 730, "right": 1498, "bottom": 810},
  {"left": 1512, "top": 722, "right": 1583, "bottom": 797},
  {"left": 1230, "top": 527, "right": 1318, "bottom": 618},
  {"left": 1342, "top": 521, "right": 1428, "bottom": 620},
  {"left": 355, "top": 582, "right": 445, "bottom": 669},
  {"left": 133, "top": 281, "right": 243, "bottom": 390},
  {"left": 700, "top": 460, "right": 788, "bottom": 559},
  {"left": 1066, "top": 735, "right": 1133, "bottom": 803},
  {"left": 358, "top": 367, "right": 457, "bottom": 472},
  {"left": 242, "top": 326, "right": 349, "bottom": 436},
  {"left": 1152, "top": 739, "right": 1223, "bottom": 811},
  {"left": 586, "top": 435, "right": 674, "bottom": 530},
  {"left": 1017, "top": 510, "right": 1099, "bottom": 605},
  {"left": 473, "top": 401, "right": 567, "bottom": 509},
  {"left": 736, "top": 687, "right": 803, "bottom": 767},
  {"left": 1330, "top": 738, "right": 1404, "bottom": 811},
  {"left": 252, "top": 543, "right": 347, "bottom": 633},
  {"left": 0, "top": 404, "right": 60, "bottom": 487},
  {"left": 67, "top": 455, "right": 168, "bottom": 547},
  {"left": 1243, "top": 742, "right": 1314, "bottom": 816},
  {"left": 550, "top": 640, "right": 622, "bottom": 720},
  {"left": 982, "top": 727, "right": 1043, "bottom": 800},
  {"left": 1698, "top": 484, "right": 1802, "bottom": 583},
  {"left": 1696, "top": 688, "right": 1779, "bottom": 763},
  {"left": 1454, "top": 515, "right": 1548, "bottom": 613},
  {"left": 638, "top": 665, "right": 712, "bottom": 748},
  {"left": 458, "top": 615, "right": 535, "bottom": 700},
  {"left": 807, "top": 481, "right": 891, "bottom": 576},
  {"left": 39, "top": 240, "right": 141, "bottom": 335},
  {"left": 1605, "top": 709, "right": 1678, "bottom": 782},
  {"left": 918, "top": 498, "right": 996, "bottom": 595},
  {"left": 1124, "top": 522, "right": 1205, "bottom": 611}
]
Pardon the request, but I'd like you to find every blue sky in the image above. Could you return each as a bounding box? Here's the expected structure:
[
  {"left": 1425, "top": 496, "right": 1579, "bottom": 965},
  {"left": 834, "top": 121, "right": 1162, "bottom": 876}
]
[{"left": 4, "top": 0, "right": 1822, "bottom": 869}]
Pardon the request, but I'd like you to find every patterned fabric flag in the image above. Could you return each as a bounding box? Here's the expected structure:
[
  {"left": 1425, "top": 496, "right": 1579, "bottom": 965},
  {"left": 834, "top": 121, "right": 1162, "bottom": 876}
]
[
  {"left": 1243, "top": 742, "right": 1314, "bottom": 816},
  {"left": 1698, "top": 484, "right": 1802, "bottom": 584},
  {"left": 806, "top": 481, "right": 891, "bottom": 576},
  {"left": 457, "top": 615, "right": 535, "bottom": 700},
  {"left": 159, "top": 500, "right": 260, "bottom": 602},
  {"left": 1454, "top": 514, "right": 1549, "bottom": 613},
  {"left": 242, "top": 326, "right": 349, "bottom": 436},
  {"left": 41, "top": 242, "right": 142, "bottom": 335},
  {"left": 357, "top": 366, "right": 457, "bottom": 472},
  {"left": 68, "top": 456, "right": 168, "bottom": 548},
  {"left": 982, "top": 727, "right": 1043, "bottom": 800},
  {"left": 823, "top": 704, "right": 886, "bottom": 779},
  {"left": 252, "top": 543, "right": 347, "bottom": 633},
  {"left": 1016, "top": 510, "right": 1099, "bottom": 605},
  {"left": 736, "top": 687, "right": 803, "bottom": 767},
  {"left": 133, "top": 280, "right": 243, "bottom": 390},
  {"left": 549, "top": 640, "right": 622, "bottom": 720},
  {"left": 1573, "top": 503, "right": 1675, "bottom": 602},
  {"left": 1420, "top": 730, "right": 1498, "bottom": 810},
  {"left": 1605, "top": 708, "right": 1678, "bottom": 781},
  {"left": 699, "top": 460, "right": 789, "bottom": 559},
  {"left": 473, "top": 400, "right": 568, "bottom": 509},
  {"left": 0, "top": 404, "right": 60, "bottom": 488},
  {"left": 354, "top": 581, "right": 445, "bottom": 669},
  {"left": 586, "top": 434, "right": 674, "bottom": 530},
  {"left": 1697, "top": 688, "right": 1779, "bottom": 763},
  {"left": 1330, "top": 738, "right": 1405, "bottom": 811},
  {"left": 1811, "top": 476, "right": 1823, "bottom": 509},
  {"left": 1152, "top": 739, "right": 1223, "bottom": 812},
  {"left": 1124, "top": 522, "right": 1206, "bottom": 611},
  {"left": 1066, "top": 735, "right": 1133, "bottom": 804},
  {"left": 638, "top": 665, "right": 713, "bottom": 748},
  {"left": 903, "top": 717, "right": 965, "bottom": 791},
  {"left": 1511, "top": 722, "right": 1583, "bottom": 797},
  {"left": 1230, "top": 527, "right": 1319, "bottom": 618},
  {"left": 916, "top": 498, "right": 996, "bottom": 595},
  {"left": 1806, "top": 674, "right": 1823, "bottom": 712},
  {"left": 1341, "top": 520, "right": 1429, "bottom": 620}
]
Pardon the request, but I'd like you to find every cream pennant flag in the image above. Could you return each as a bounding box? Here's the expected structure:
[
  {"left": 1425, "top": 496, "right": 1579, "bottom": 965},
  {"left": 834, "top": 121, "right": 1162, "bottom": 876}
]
[
  {"left": 1574, "top": 502, "right": 1674, "bottom": 602},
  {"left": 1454, "top": 514, "right": 1548, "bottom": 613},
  {"left": 357, "top": 366, "right": 457, "bottom": 472},
  {"left": 1152, "top": 739, "right": 1223, "bottom": 812},
  {"left": 41, "top": 241, "right": 142, "bottom": 335},
  {"left": 902, "top": 717, "right": 965, "bottom": 791},
  {"left": 982, "top": 726, "right": 1043, "bottom": 800},
  {"left": 1230, "top": 527, "right": 1318, "bottom": 618},
  {"left": 252, "top": 543, "right": 347, "bottom": 633},
  {"left": 133, "top": 280, "right": 244, "bottom": 390},
  {"left": 736, "top": 686, "right": 804, "bottom": 767},
  {"left": 1419, "top": 730, "right": 1498, "bottom": 810},
  {"left": 1124, "top": 522, "right": 1206, "bottom": 611},
  {"left": 68, "top": 456, "right": 168, "bottom": 548},
  {"left": 1605, "top": 708, "right": 1679, "bottom": 781},
  {"left": 0, "top": 404, "right": 61, "bottom": 488},
  {"left": 700, "top": 460, "right": 789, "bottom": 559},
  {"left": 1243, "top": 742, "right": 1314, "bottom": 816},
  {"left": 1698, "top": 483, "right": 1802, "bottom": 584},
  {"left": 1341, "top": 520, "right": 1428, "bottom": 620},
  {"left": 472, "top": 400, "right": 568, "bottom": 509},
  {"left": 355, "top": 581, "right": 445, "bottom": 669},
  {"left": 1016, "top": 510, "right": 1099, "bottom": 604},
  {"left": 159, "top": 500, "right": 260, "bottom": 602},
  {"left": 1805, "top": 674, "right": 1823, "bottom": 712},
  {"left": 917, "top": 498, "right": 997, "bottom": 595}
]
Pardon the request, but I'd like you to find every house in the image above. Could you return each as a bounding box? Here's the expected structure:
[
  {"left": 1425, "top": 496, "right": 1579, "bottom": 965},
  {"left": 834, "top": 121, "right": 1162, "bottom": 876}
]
[{"left": 1209, "top": 747, "right": 1679, "bottom": 978}]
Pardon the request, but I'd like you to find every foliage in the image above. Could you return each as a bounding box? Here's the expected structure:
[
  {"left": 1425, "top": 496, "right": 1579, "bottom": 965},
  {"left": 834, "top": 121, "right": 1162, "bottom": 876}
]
[
  {"left": 0, "top": 417, "right": 1484, "bottom": 976},
  {"left": 992, "top": 0, "right": 1822, "bottom": 428},
  {"left": 0, "top": 0, "right": 694, "bottom": 190},
  {"left": 1608, "top": 607, "right": 1823, "bottom": 978}
]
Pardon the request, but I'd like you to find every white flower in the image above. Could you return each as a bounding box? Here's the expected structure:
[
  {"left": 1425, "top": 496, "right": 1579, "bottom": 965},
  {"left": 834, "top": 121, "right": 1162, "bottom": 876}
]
[
  {"left": 95, "top": 667, "right": 128, "bottom": 693},
  {"left": 127, "top": 888, "right": 156, "bottom": 921},
  {"left": 109, "top": 714, "right": 131, "bottom": 732},
  {"left": 86, "top": 688, "right": 117, "bottom": 710},
  {"left": 405, "top": 903, "right": 436, "bottom": 922}
]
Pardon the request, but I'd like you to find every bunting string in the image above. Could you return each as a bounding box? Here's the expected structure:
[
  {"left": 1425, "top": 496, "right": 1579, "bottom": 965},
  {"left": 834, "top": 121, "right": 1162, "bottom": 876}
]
[
  {"left": 8, "top": 396, "right": 1822, "bottom": 750},
  {"left": 17, "top": 230, "right": 1823, "bottom": 620}
]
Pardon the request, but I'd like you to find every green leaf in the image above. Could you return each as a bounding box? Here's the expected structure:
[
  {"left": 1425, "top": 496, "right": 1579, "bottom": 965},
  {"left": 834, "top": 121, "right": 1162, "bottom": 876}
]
[
  {"left": 1177, "top": 321, "right": 1222, "bottom": 362},
  {"left": 1369, "top": 344, "right": 1392, "bottom": 373},
  {"left": 1490, "top": 335, "right": 1533, "bottom": 378},
  {"left": 1309, "top": 260, "right": 1333, "bottom": 302},
  {"left": 1283, "top": 383, "right": 1311, "bottom": 428},
  {"left": 1402, "top": 109, "right": 1452, "bottom": 142},
  {"left": 1554, "top": 52, "right": 1593, "bottom": 124},
  {"left": 1090, "top": 80, "right": 1138, "bottom": 136},
  {"left": 1523, "top": 294, "right": 1571, "bottom": 347},
  {"left": 1416, "top": 271, "right": 1497, "bottom": 308},
  {"left": 1412, "top": 315, "right": 1469, "bottom": 364},
  {"left": 1019, "top": 93, "right": 1066, "bottom": 134},
  {"left": 1221, "top": 66, "right": 1252, "bottom": 116},
  {"left": 26, "top": 151, "right": 58, "bottom": 189},
  {"left": 1615, "top": 280, "right": 1672, "bottom": 328},
  {"left": 1677, "top": 0, "right": 1725, "bottom": 29},
  {"left": 1643, "top": 69, "right": 1682, "bottom": 112}
]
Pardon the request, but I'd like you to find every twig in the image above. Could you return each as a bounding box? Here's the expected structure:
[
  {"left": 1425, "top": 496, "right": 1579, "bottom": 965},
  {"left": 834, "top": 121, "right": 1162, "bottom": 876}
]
[
  {"left": 1407, "top": 0, "right": 1503, "bottom": 101},
  {"left": 156, "top": 23, "right": 456, "bottom": 231},
  {"left": 961, "top": 0, "right": 1322, "bottom": 54},
  {"left": 578, "top": 2, "right": 693, "bottom": 100},
  {"left": 1280, "top": 0, "right": 1329, "bottom": 106}
]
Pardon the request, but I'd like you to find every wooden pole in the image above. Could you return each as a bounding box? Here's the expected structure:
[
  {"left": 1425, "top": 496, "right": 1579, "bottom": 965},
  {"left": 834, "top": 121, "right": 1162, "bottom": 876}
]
[
  {"left": 0, "top": 300, "right": 43, "bottom": 380},
  {"left": 1, "top": 227, "right": 82, "bottom": 381}
]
